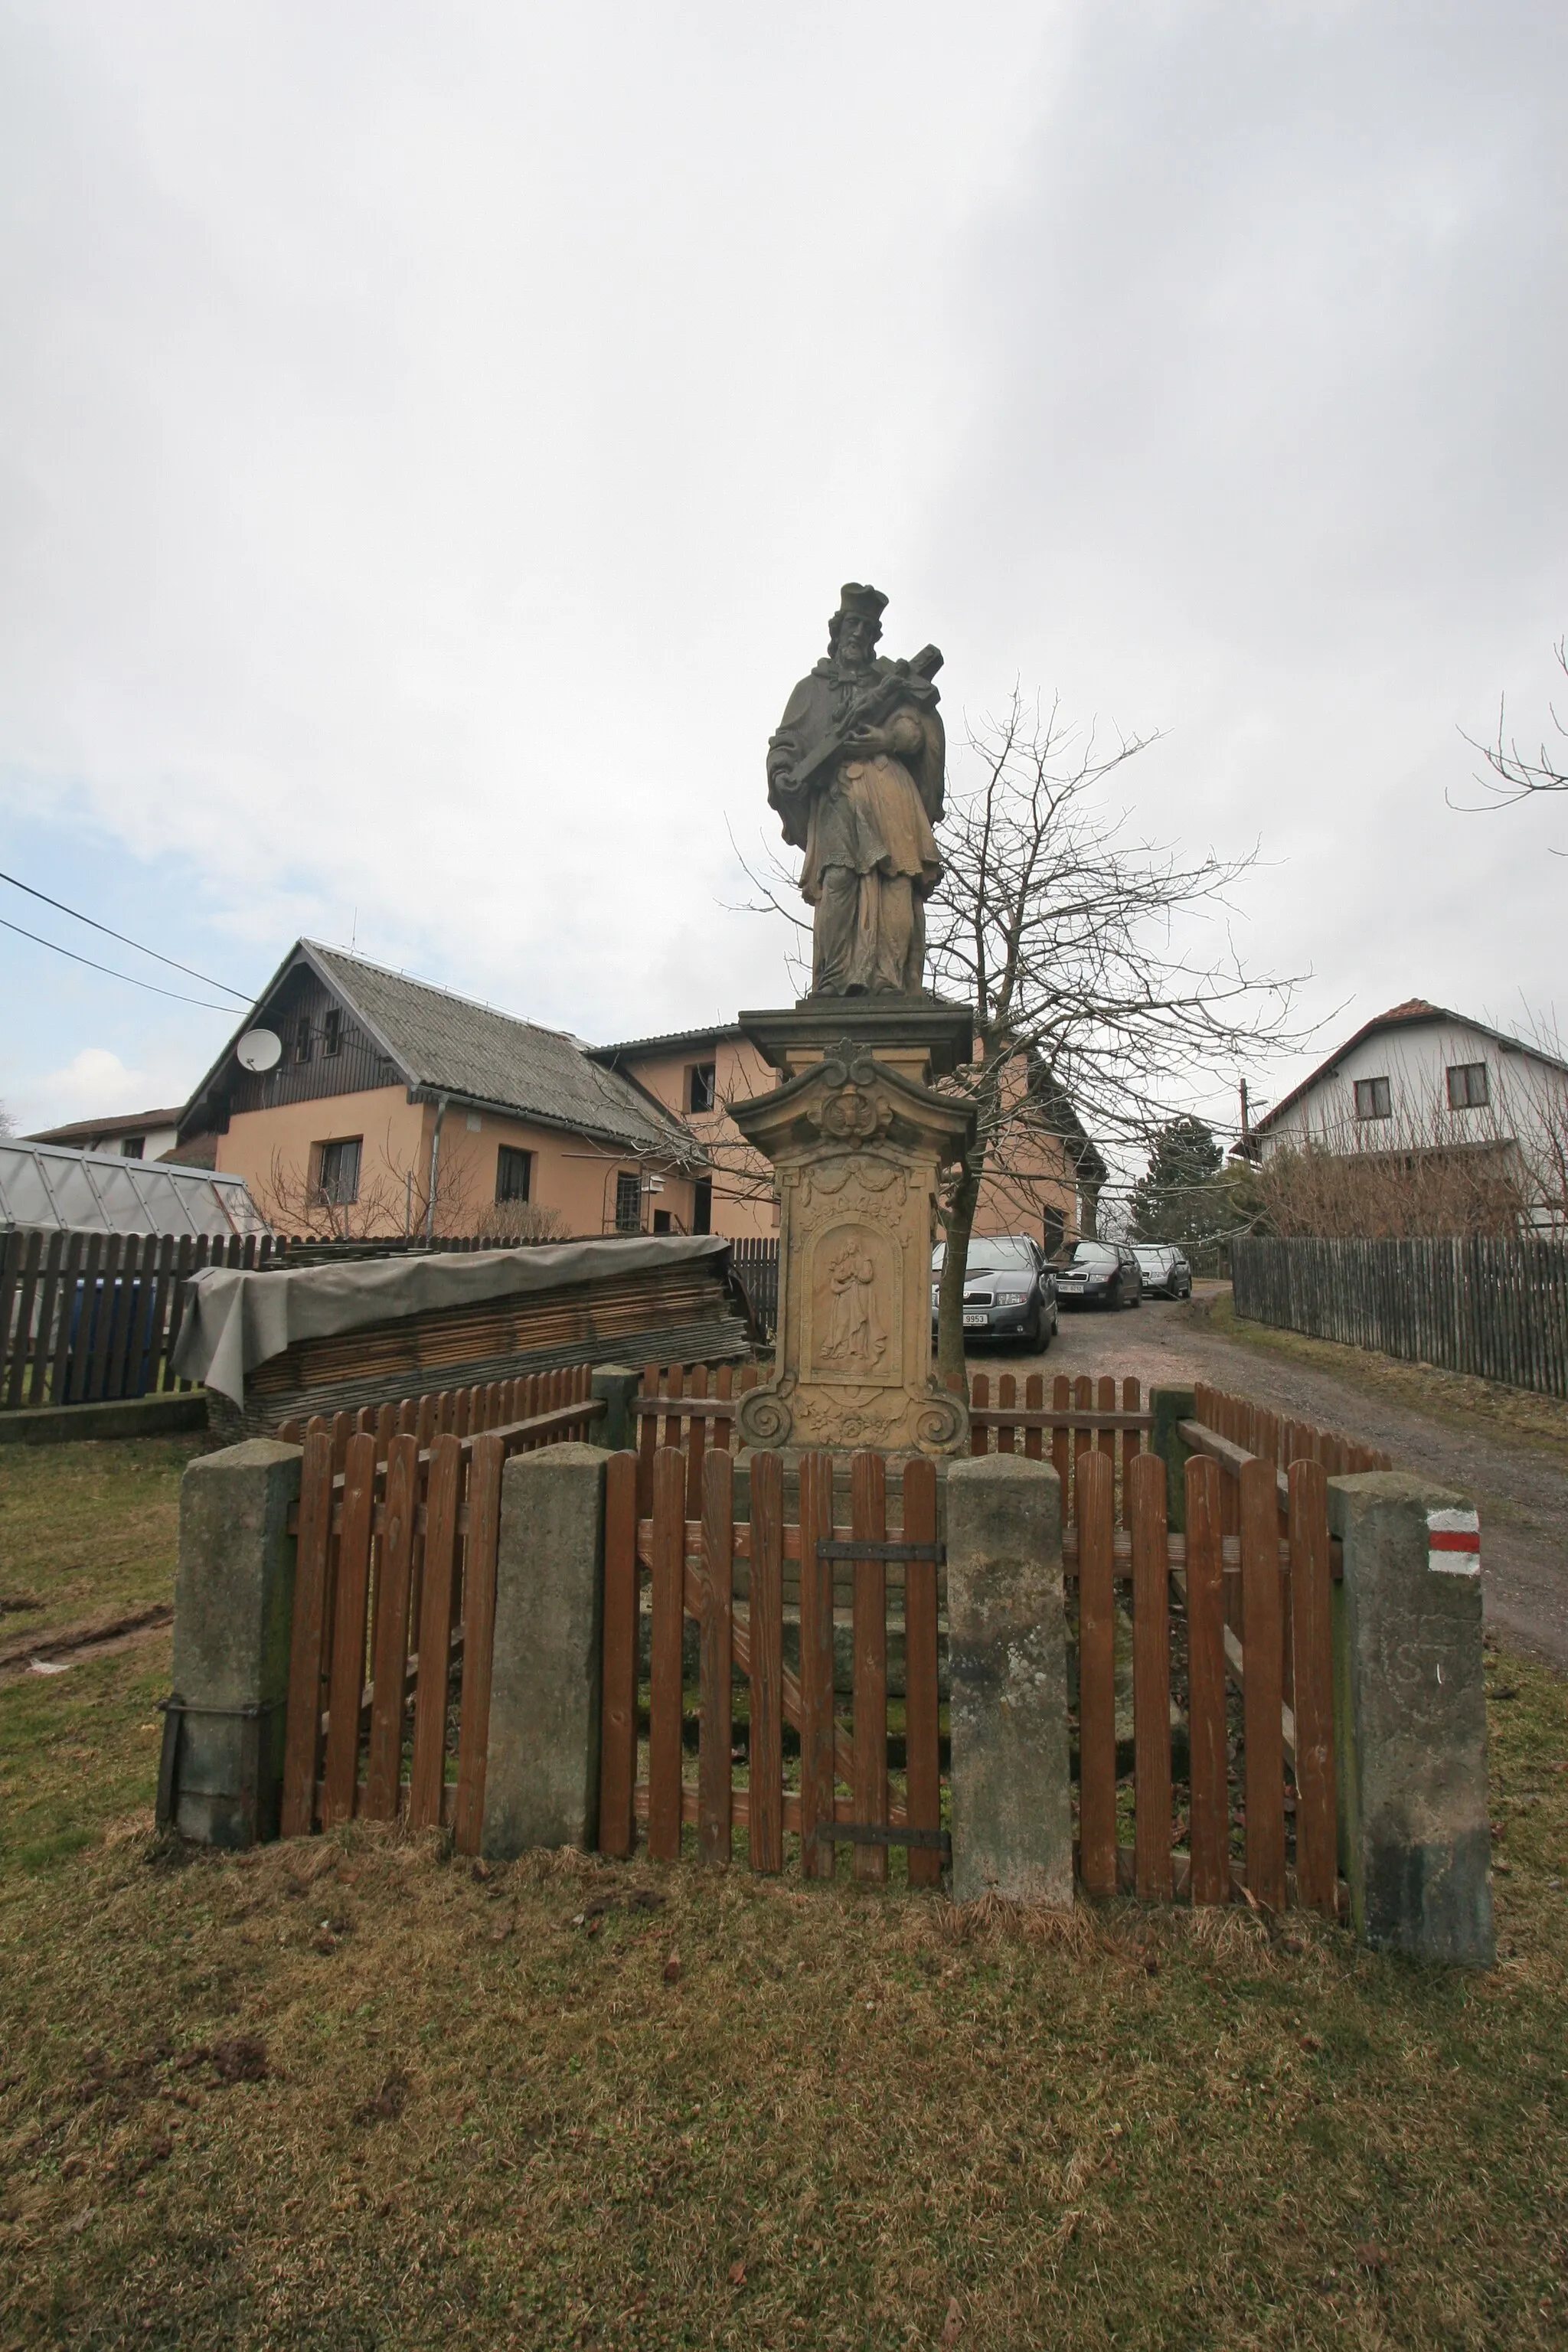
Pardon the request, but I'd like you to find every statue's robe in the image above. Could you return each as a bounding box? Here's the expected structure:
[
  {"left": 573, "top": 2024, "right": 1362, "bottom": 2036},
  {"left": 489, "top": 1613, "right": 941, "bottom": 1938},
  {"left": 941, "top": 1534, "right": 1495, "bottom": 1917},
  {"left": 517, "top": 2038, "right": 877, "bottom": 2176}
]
[{"left": 766, "top": 658, "right": 946, "bottom": 996}]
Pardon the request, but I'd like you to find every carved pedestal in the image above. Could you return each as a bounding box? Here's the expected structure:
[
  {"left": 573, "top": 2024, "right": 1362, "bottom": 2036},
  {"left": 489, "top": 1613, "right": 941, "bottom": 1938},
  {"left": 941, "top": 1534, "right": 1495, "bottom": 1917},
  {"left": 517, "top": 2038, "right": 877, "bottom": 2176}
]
[{"left": 732, "top": 999, "right": 975, "bottom": 1456}]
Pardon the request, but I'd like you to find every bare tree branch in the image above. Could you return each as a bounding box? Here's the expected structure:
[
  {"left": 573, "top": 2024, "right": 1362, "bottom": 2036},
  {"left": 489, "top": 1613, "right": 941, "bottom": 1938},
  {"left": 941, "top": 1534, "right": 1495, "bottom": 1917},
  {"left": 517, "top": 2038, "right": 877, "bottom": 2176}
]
[{"left": 1452, "top": 638, "right": 1568, "bottom": 827}]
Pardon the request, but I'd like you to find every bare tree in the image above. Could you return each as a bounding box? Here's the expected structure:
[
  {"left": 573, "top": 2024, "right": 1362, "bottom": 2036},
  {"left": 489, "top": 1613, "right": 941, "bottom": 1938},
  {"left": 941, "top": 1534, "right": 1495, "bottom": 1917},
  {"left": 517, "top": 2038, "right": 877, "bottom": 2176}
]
[
  {"left": 1456, "top": 639, "right": 1568, "bottom": 815},
  {"left": 0, "top": 1100, "right": 15, "bottom": 1140},
  {"left": 251, "top": 1124, "right": 482, "bottom": 1243},
  {"left": 922, "top": 692, "right": 1302, "bottom": 1383}
]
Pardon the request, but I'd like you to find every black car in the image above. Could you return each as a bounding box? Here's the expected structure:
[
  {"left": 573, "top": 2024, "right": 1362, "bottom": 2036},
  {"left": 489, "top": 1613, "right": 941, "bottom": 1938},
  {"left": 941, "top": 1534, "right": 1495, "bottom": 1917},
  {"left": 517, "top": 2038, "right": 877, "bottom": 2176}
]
[
  {"left": 1054, "top": 1240, "right": 1142, "bottom": 1310},
  {"left": 1132, "top": 1243, "right": 1193, "bottom": 1299},
  {"left": 931, "top": 1234, "right": 1058, "bottom": 1349}
]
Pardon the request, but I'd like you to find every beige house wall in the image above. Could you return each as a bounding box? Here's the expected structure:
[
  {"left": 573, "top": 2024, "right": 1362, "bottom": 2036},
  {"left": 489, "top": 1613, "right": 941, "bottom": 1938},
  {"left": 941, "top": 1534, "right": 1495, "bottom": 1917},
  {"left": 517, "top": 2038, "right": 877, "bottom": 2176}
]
[
  {"left": 614, "top": 1037, "right": 781, "bottom": 1239},
  {"left": 612, "top": 1034, "right": 1086, "bottom": 1254},
  {"left": 216, "top": 1086, "right": 697, "bottom": 1240}
]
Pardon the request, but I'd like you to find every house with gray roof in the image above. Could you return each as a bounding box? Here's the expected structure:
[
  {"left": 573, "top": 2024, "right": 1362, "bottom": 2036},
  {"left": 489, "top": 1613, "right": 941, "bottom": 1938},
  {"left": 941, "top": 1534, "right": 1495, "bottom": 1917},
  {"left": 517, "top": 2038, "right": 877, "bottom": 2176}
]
[{"left": 177, "top": 940, "right": 705, "bottom": 1240}]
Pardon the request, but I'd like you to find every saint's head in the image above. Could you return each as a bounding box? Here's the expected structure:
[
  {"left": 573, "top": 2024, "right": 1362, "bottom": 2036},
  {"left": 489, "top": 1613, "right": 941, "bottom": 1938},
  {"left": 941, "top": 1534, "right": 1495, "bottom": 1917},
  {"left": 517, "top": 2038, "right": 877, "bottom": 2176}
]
[{"left": 828, "top": 581, "right": 887, "bottom": 674}]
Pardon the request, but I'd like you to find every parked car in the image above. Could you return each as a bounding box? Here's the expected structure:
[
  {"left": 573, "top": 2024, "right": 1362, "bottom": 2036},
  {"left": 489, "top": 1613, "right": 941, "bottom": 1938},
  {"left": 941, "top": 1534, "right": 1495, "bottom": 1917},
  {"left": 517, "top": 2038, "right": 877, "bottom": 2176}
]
[
  {"left": 931, "top": 1234, "right": 1059, "bottom": 1350},
  {"left": 1054, "top": 1240, "right": 1142, "bottom": 1310},
  {"left": 1132, "top": 1243, "right": 1193, "bottom": 1299}
]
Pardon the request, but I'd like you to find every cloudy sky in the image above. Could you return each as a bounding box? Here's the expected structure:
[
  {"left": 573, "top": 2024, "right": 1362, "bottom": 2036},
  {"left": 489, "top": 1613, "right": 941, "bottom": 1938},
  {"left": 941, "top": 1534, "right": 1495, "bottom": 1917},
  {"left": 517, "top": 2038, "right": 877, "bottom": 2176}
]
[{"left": 2, "top": 2, "right": 1565, "bottom": 1164}]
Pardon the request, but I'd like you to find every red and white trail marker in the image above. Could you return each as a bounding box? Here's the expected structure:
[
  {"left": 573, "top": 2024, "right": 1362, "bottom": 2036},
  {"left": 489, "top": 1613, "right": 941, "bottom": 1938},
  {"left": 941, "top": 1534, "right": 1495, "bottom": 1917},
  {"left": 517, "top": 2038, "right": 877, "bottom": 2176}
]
[{"left": 1426, "top": 1508, "right": 1481, "bottom": 1576}]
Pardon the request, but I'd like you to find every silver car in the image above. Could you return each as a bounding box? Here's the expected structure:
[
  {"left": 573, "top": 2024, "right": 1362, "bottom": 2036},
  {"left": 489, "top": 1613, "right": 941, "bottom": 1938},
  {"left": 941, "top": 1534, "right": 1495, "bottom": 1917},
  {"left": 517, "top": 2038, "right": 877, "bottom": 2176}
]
[{"left": 1132, "top": 1243, "right": 1193, "bottom": 1299}]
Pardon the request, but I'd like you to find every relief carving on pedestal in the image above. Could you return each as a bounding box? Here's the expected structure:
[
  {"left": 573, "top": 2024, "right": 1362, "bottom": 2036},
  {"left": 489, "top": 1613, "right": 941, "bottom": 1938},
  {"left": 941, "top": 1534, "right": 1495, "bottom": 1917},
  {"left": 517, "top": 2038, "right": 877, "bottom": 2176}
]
[{"left": 806, "top": 1223, "right": 901, "bottom": 1387}]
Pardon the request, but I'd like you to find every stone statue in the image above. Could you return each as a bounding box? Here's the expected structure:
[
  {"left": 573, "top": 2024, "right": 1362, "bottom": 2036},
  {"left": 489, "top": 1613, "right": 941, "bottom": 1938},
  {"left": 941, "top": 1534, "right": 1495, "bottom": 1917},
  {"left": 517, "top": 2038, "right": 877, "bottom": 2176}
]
[{"left": 766, "top": 583, "right": 946, "bottom": 998}]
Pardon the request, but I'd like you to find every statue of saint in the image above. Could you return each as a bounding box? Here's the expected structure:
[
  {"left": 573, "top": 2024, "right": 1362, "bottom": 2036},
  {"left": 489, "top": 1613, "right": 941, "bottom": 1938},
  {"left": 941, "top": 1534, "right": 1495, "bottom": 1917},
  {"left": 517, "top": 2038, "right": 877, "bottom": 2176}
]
[
  {"left": 824, "top": 1240, "right": 885, "bottom": 1368},
  {"left": 766, "top": 583, "right": 946, "bottom": 996}
]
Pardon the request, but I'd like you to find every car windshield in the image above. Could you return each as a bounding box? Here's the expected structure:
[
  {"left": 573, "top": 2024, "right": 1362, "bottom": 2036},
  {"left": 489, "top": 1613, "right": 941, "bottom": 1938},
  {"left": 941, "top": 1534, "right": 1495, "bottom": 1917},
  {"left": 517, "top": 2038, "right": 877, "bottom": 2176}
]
[
  {"left": 1068, "top": 1243, "right": 1118, "bottom": 1266},
  {"left": 1133, "top": 1246, "right": 1171, "bottom": 1264},
  {"left": 932, "top": 1237, "right": 1036, "bottom": 1273}
]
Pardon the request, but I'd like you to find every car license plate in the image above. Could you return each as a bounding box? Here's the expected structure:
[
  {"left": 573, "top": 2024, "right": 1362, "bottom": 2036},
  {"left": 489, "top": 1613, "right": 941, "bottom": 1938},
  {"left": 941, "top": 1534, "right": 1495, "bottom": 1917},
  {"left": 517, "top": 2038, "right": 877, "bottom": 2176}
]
[{"left": 963, "top": 1312, "right": 988, "bottom": 1328}]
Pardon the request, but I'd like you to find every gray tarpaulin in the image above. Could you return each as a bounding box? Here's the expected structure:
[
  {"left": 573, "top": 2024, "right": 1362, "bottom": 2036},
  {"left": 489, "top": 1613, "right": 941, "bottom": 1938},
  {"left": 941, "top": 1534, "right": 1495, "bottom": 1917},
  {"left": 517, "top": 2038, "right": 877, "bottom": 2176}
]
[{"left": 172, "top": 1234, "right": 733, "bottom": 1405}]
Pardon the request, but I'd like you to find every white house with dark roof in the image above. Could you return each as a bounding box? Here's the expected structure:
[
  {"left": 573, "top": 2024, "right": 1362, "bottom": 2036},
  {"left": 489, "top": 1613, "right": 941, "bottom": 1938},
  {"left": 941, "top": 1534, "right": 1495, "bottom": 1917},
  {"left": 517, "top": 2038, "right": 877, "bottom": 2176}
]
[
  {"left": 1249, "top": 999, "right": 1568, "bottom": 1224},
  {"left": 177, "top": 941, "right": 704, "bottom": 1239},
  {"left": 24, "top": 1106, "right": 185, "bottom": 1162}
]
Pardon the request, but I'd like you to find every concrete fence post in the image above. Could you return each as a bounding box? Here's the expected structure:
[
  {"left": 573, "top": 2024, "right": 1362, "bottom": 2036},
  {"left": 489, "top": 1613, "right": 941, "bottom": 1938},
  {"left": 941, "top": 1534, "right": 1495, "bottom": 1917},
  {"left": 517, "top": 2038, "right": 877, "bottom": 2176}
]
[
  {"left": 1148, "top": 1387, "right": 1196, "bottom": 1533},
  {"left": 589, "top": 1363, "right": 642, "bottom": 1453},
  {"left": 165, "top": 1438, "right": 302, "bottom": 1847},
  {"left": 946, "top": 1454, "right": 1072, "bottom": 1909},
  {"left": 1329, "top": 1471, "right": 1494, "bottom": 1966},
  {"left": 482, "top": 1442, "right": 607, "bottom": 1860}
]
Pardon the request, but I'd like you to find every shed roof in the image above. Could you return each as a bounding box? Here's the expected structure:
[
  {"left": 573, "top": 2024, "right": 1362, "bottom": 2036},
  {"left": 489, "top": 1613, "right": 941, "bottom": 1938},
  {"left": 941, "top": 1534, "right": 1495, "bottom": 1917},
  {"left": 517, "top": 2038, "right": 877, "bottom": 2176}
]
[{"left": 0, "top": 1139, "right": 268, "bottom": 1236}]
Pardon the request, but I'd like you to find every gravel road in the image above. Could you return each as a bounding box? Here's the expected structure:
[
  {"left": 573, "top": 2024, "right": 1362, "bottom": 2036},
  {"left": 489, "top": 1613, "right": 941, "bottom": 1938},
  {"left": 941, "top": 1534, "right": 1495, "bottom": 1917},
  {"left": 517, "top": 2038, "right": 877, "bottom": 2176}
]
[{"left": 985, "top": 1291, "right": 1568, "bottom": 1669}]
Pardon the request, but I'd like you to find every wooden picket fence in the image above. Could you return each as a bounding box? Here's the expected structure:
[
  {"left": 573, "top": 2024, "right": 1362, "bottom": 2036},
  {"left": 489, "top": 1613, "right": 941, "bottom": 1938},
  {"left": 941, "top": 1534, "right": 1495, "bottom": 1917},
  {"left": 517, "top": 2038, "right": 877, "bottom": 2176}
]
[
  {"left": 1190, "top": 1379, "right": 1392, "bottom": 1480},
  {"left": 0, "top": 1228, "right": 283, "bottom": 1410},
  {"left": 598, "top": 1366, "right": 1341, "bottom": 1914},
  {"left": 265, "top": 1354, "right": 1354, "bottom": 1915},
  {"left": 599, "top": 1445, "right": 946, "bottom": 1886},
  {"left": 276, "top": 1364, "right": 600, "bottom": 1845}
]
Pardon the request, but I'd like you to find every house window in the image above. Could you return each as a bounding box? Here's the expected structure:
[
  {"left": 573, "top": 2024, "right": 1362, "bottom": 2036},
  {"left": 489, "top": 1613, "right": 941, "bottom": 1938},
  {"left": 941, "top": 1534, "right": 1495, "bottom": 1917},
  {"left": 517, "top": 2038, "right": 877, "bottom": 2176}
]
[
  {"left": 316, "top": 1136, "right": 362, "bottom": 1205},
  {"left": 120, "top": 1136, "right": 145, "bottom": 1160},
  {"left": 1447, "top": 1062, "right": 1489, "bottom": 1109},
  {"left": 1354, "top": 1076, "right": 1392, "bottom": 1122},
  {"left": 688, "top": 1062, "right": 717, "bottom": 1113},
  {"left": 615, "top": 1171, "right": 642, "bottom": 1233},
  {"left": 495, "top": 1146, "right": 532, "bottom": 1204},
  {"left": 652, "top": 1209, "right": 671, "bottom": 1234},
  {"left": 692, "top": 1177, "right": 712, "bottom": 1235},
  {"left": 322, "top": 1008, "right": 342, "bottom": 1058},
  {"left": 1043, "top": 1204, "right": 1065, "bottom": 1258},
  {"left": 294, "top": 1014, "right": 313, "bottom": 1065}
]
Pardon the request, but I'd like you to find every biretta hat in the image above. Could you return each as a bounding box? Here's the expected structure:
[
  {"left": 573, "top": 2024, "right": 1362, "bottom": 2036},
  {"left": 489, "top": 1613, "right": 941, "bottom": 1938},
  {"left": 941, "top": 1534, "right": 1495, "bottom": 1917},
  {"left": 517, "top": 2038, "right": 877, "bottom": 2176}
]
[{"left": 836, "top": 583, "right": 888, "bottom": 622}]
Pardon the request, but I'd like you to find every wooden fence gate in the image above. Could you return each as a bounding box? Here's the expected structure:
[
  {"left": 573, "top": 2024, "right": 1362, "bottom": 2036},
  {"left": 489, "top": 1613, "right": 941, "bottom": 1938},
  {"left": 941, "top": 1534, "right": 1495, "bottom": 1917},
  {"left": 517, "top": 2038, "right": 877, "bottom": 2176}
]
[{"left": 599, "top": 1368, "right": 1344, "bottom": 1915}]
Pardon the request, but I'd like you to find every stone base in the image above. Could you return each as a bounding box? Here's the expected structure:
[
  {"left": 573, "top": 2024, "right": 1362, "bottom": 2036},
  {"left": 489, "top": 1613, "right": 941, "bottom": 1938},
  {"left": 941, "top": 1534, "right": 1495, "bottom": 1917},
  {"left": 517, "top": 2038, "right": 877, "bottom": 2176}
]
[{"left": 731, "top": 1003, "right": 977, "bottom": 1459}]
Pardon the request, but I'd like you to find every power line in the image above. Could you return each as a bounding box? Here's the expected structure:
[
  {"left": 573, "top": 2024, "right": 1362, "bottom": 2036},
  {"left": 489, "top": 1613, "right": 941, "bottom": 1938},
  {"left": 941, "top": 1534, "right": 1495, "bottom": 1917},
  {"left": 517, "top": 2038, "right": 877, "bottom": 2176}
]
[
  {"left": 0, "top": 869, "right": 252, "bottom": 1001},
  {"left": 0, "top": 914, "right": 240, "bottom": 1011}
]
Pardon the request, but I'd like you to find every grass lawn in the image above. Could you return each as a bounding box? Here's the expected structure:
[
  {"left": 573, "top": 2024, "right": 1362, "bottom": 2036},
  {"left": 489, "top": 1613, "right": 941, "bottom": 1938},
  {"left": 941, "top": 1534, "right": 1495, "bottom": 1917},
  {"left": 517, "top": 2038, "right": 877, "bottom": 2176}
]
[
  {"left": 1200, "top": 1289, "right": 1568, "bottom": 1465},
  {"left": 0, "top": 1436, "right": 204, "bottom": 1649},
  {"left": 2, "top": 1447, "right": 1566, "bottom": 2347}
]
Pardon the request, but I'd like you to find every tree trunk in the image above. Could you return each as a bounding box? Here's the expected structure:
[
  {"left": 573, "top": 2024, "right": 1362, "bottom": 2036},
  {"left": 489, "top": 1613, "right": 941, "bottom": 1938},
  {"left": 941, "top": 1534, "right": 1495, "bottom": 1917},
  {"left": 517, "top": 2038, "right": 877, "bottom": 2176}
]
[{"left": 936, "top": 1148, "right": 984, "bottom": 1393}]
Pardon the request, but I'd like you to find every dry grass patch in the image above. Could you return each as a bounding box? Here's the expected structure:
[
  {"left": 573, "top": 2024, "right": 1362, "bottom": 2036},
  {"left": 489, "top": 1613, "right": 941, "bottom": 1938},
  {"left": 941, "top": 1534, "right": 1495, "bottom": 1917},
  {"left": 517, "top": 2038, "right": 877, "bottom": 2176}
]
[
  {"left": 2, "top": 1629, "right": 1566, "bottom": 2347},
  {"left": 0, "top": 1437, "right": 201, "bottom": 1649}
]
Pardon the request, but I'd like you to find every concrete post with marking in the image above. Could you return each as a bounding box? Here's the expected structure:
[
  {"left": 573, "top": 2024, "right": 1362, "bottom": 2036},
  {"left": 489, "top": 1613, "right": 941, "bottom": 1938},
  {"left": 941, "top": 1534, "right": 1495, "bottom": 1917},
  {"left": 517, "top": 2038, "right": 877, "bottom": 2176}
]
[
  {"left": 946, "top": 1454, "right": 1072, "bottom": 1909},
  {"left": 1329, "top": 1472, "right": 1494, "bottom": 1966}
]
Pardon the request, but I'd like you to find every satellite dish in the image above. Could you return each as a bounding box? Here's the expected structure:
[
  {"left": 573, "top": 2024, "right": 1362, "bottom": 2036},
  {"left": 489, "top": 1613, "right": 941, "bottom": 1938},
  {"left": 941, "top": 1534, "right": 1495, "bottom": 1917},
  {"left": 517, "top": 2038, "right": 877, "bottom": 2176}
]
[{"left": 236, "top": 1028, "right": 283, "bottom": 1074}]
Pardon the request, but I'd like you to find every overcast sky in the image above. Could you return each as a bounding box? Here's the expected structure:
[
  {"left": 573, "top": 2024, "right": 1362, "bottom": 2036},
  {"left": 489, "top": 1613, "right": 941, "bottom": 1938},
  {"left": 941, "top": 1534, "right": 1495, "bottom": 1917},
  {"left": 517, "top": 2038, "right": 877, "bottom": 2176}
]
[{"left": 2, "top": 2, "right": 1564, "bottom": 1168}]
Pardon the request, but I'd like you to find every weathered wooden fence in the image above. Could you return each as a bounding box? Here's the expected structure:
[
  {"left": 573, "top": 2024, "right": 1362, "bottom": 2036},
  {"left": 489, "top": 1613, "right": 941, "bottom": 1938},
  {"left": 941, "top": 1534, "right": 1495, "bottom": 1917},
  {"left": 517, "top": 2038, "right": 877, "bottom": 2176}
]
[
  {"left": 0, "top": 1228, "right": 284, "bottom": 1410},
  {"left": 599, "top": 1364, "right": 1341, "bottom": 1914},
  {"left": 276, "top": 1365, "right": 600, "bottom": 1845},
  {"left": 728, "top": 1236, "right": 779, "bottom": 1341},
  {"left": 263, "top": 1354, "right": 1362, "bottom": 1914},
  {"left": 1233, "top": 1233, "right": 1568, "bottom": 1400},
  {"left": 600, "top": 1446, "right": 946, "bottom": 1885}
]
